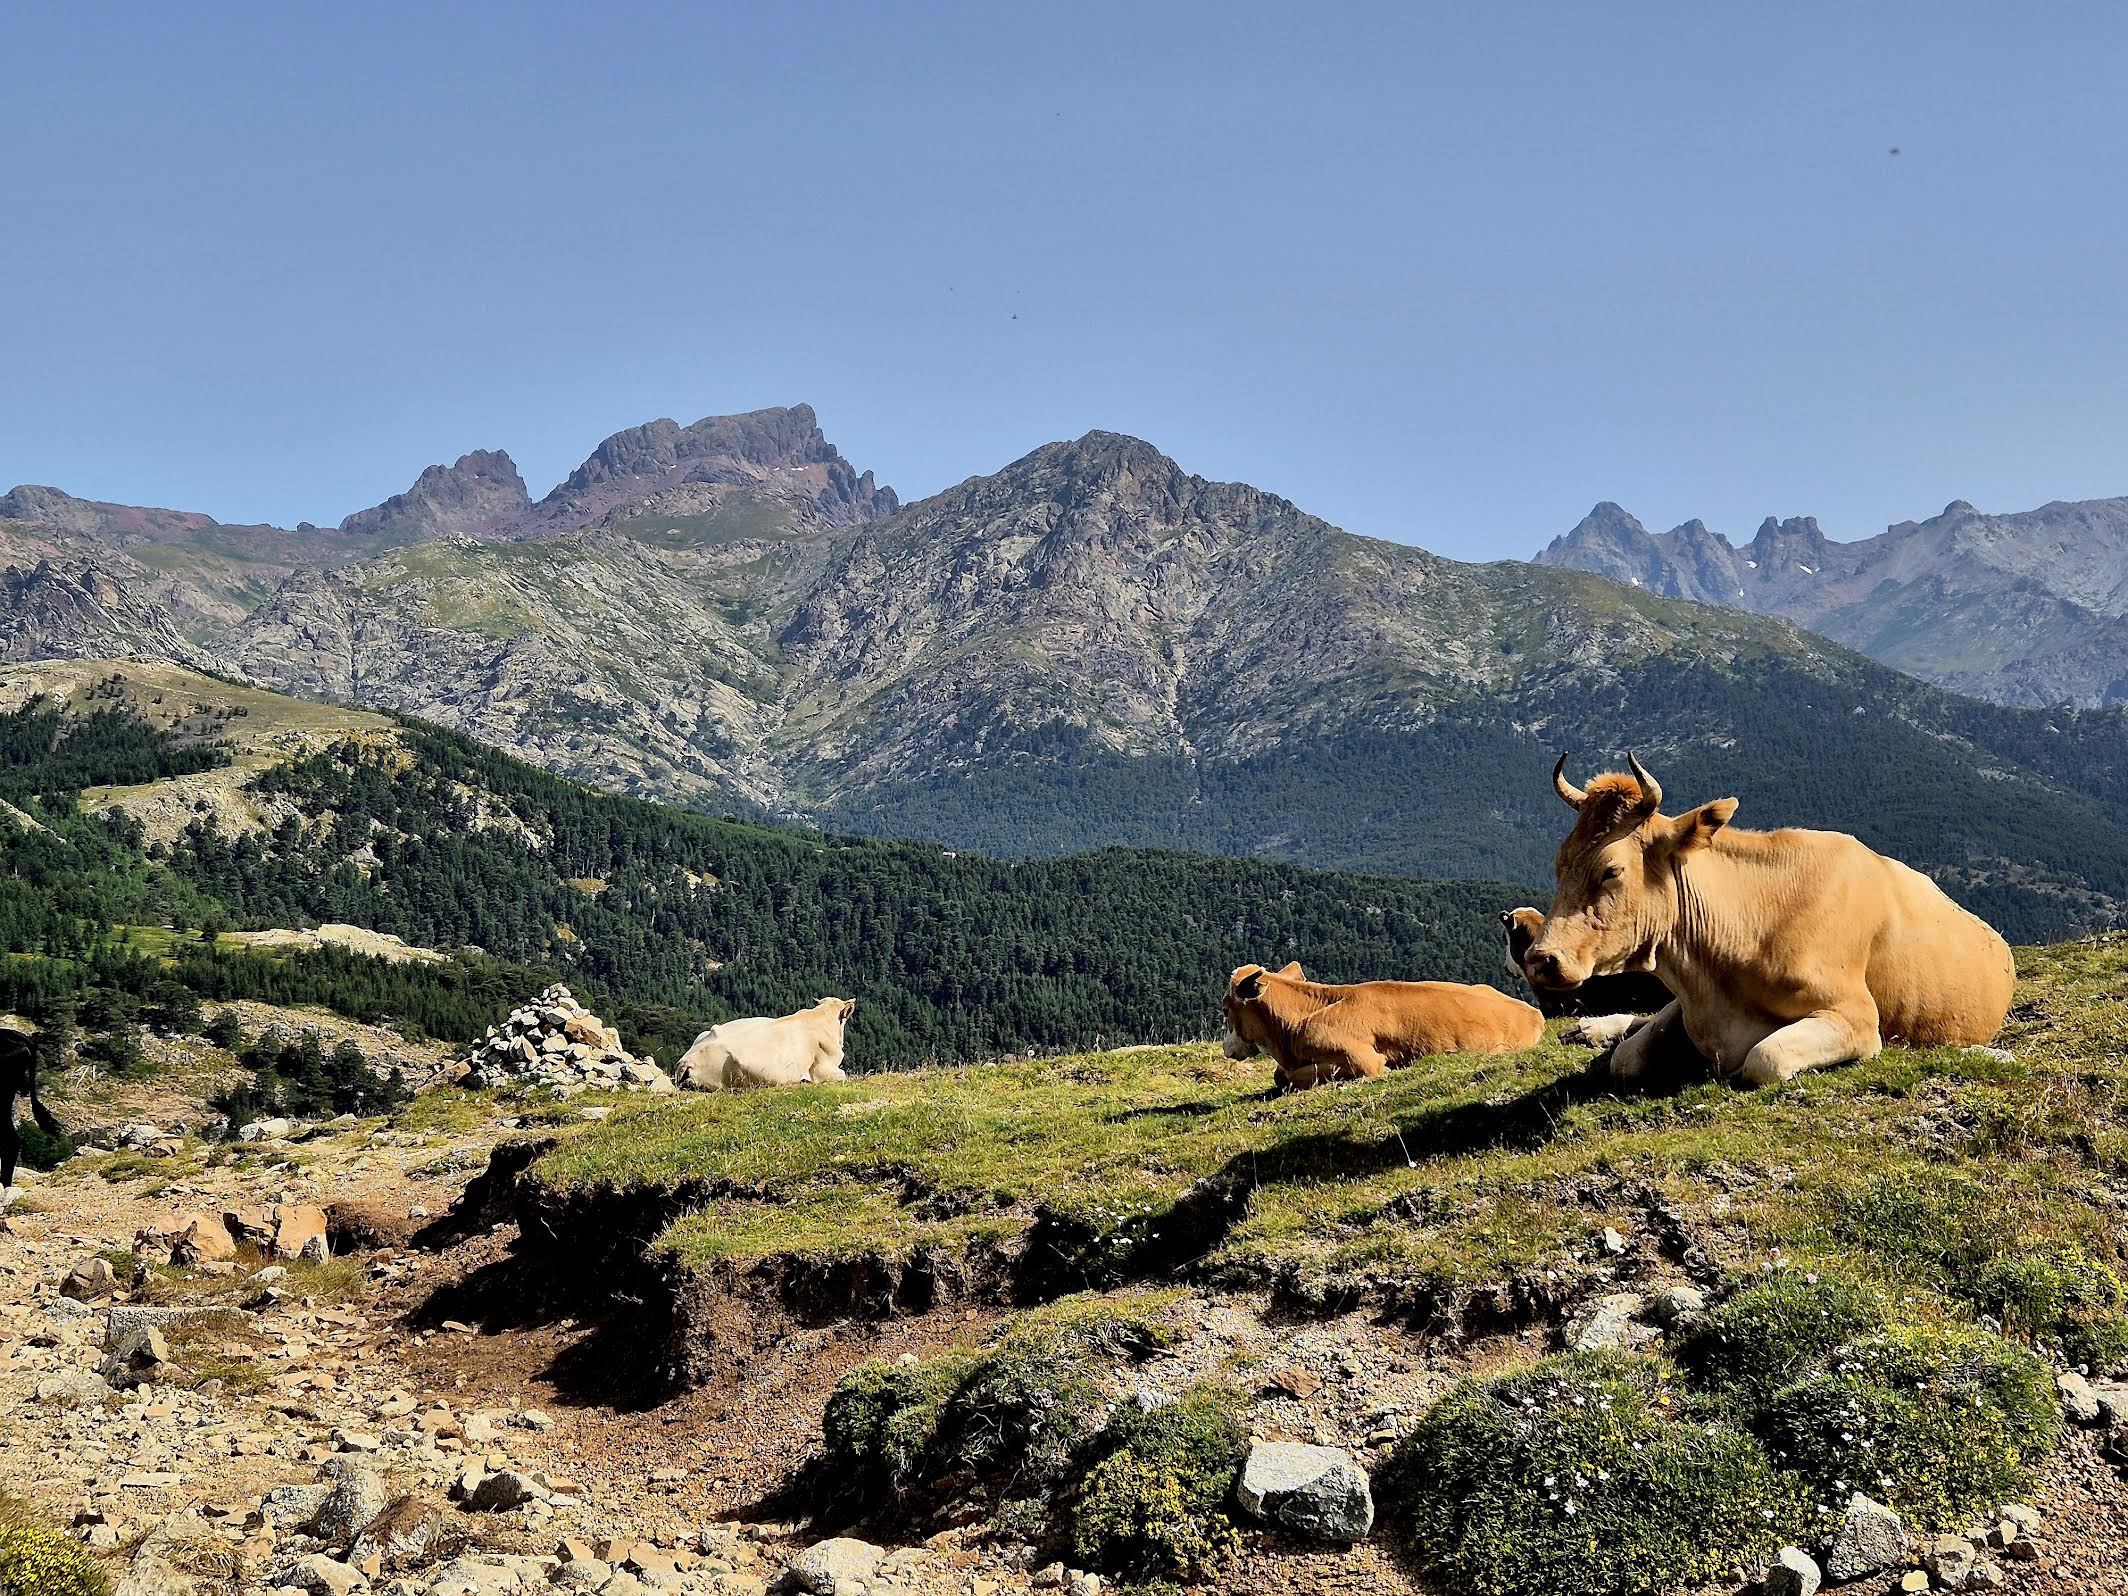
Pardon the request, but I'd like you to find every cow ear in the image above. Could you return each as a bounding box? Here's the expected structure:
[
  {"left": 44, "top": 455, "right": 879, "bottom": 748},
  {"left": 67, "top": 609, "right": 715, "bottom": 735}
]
[
  {"left": 1229, "top": 963, "right": 1265, "bottom": 987},
  {"left": 1674, "top": 797, "right": 1739, "bottom": 851},
  {"left": 1276, "top": 960, "right": 1302, "bottom": 978},
  {"left": 1232, "top": 968, "right": 1266, "bottom": 1001}
]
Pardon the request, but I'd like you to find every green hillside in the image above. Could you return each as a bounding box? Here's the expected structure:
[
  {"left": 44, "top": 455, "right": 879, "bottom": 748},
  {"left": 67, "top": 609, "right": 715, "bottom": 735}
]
[
  {"left": 0, "top": 663, "right": 1523, "bottom": 1069},
  {"left": 824, "top": 649, "right": 2128, "bottom": 944}
]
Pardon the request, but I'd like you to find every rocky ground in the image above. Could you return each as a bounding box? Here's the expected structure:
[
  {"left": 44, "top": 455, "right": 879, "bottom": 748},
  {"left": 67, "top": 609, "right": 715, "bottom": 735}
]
[
  {"left": 0, "top": 1088, "right": 1129, "bottom": 1596},
  {"left": 7, "top": 1032, "right": 2128, "bottom": 1596}
]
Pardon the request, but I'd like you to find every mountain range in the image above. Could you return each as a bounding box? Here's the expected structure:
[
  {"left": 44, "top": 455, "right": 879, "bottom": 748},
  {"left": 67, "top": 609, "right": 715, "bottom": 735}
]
[
  {"left": 6, "top": 406, "right": 2128, "bottom": 941},
  {"left": 1536, "top": 497, "right": 2128, "bottom": 708}
]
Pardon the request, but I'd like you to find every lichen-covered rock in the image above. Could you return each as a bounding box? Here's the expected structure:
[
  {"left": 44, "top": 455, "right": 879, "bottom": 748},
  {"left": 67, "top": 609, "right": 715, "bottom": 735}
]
[
  {"left": 1824, "top": 1493, "right": 1905, "bottom": 1581},
  {"left": 1233, "top": 1442, "right": 1374, "bottom": 1543}
]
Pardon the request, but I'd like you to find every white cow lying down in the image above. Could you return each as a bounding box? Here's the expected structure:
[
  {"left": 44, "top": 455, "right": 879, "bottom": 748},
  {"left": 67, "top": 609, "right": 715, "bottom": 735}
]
[{"left": 675, "top": 997, "right": 857, "bottom": 1089}]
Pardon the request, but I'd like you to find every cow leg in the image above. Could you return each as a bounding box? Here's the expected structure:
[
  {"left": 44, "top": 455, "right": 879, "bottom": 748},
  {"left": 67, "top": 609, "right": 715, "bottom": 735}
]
[
  {"left": 1606, "top": 1001, "right": 1682, "bottom": 1083},
  {"left": 1564, "top": 1012, "right": 1641, "bottom": 1049},
  {"left": 809, "top": 1061, "right": 848, "bottom": 1082},
  {"left": 1, "top": 1091, "right": 17, "bottom": 1192},
  {"left": 1327, "top": 1048, "right": 1389, "bottom": 1085},
  {"left": 1736, "top": 1006, "right": 1881, "bottom": 1086}
]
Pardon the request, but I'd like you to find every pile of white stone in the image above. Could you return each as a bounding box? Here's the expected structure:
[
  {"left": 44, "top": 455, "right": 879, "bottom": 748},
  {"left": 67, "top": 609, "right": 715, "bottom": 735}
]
[{"left": 464, "top": 984, "right": 676, "bottom": 1095}]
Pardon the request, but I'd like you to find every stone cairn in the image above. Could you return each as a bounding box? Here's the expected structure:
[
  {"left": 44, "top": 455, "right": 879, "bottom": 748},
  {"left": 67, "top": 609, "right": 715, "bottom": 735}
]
[{"left": 464, "top": 984, "right": 676, "bottom": 1095}]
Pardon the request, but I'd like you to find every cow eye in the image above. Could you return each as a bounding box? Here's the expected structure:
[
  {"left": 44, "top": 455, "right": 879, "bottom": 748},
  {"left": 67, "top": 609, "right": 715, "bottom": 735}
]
[{"left": 1600, "top": 864, "right": 1624, "bottom": 883}]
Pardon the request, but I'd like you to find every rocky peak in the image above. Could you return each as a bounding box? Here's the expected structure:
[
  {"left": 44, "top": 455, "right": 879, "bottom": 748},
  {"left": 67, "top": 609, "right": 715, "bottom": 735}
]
[
  {"left": 1746, "top": 515, "right": 1832, "bottom": 570},
  {"left": 527, "top": 403, "right": 897, "bottom": 533},
  {"left": 0, "top": 485, "right": 100, "bottom": 532},
  {"left": 337, "top": 450, "right": 531, "bottom": 542}
]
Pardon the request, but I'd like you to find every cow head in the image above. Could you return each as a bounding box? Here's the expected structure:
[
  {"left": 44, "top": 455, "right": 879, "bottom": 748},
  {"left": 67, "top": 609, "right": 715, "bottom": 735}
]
[
  {"left": 819, "top": 997, "right": 857, "bottom": 1027},
  {"left": 1526, "top": 754, "right": 1738, "bottom": 990},
  {"left": 1499, "top": 907, "right": 1546, "bottom": 985},
  {"left": 1222, "top": 961, "right": 1302, "bottom": 1058}
]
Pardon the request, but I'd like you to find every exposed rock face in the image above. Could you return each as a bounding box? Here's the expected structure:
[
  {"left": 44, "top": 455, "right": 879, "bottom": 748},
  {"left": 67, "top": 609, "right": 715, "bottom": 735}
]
[
  {"left": 338, "top": 449, "right": 531, "bottom": 542},
  {"left": 1537, "top": 494, "right": 2128, "bottom": 707},
  {"left": 0, "top": 557, "right": 216, "bottom": 667}
]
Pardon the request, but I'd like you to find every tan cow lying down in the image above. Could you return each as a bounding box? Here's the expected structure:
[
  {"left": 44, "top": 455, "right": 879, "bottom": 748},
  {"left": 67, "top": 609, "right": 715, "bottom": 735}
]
[
  {"left": 1528, "top": 755, "right": 2015, "bottom": 1086},
  {"left": 675, "top": 998, "right": 857, "bottom": 1090},
  {"left": 1223, "top": 962, "right": 1545, "bottom": 1089}
]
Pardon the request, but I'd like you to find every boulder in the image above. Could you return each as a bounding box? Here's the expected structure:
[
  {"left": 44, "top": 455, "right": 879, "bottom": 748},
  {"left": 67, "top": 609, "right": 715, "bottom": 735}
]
[
  {"left": 34, "top": 1371, "right": 108, "bottom": 1408},
  {"left": 1925, "top": 1535, "right": 1977, "bottom": 1587},
  {"left": 306, "top": 1459, "right": 392, "bottom": 1544},
  {"left": 784, "top": 1536, "right": 885, "bottom": 1593},
  {"left": 465, "top": 1469, "right": 548, "bottom": 1512},
  {"left": 174, "top": 1213, "right": 237, "bottom": 1264},
  {"left": 1233, "top": 1442, "right": 1374, "bottom": 1543},
  {"left": 1824, "top": 1495, "right": 1905, "bottom": 1582},
  {"left": 271, "top": 1204, "right": 330, "bottom": 1261},
  {"left": 260, "top": 1480, "right": 335, "bottom": 1529},
  {"left": 100, "top": 1325, "right": 171, "bottom": 1390},
  {"left": 2057, "top": 1371, "right": 2102, "bottom": 1425},
  {"left": 1762, "top": 1546, "right": 1821, "bottom": 1596},
  {"left": 1565, "top": 1292, "right": 1655, "bottom": 1353},
  {"left": 60, "top": 1256, "right": 118, "bottom": 1299},
  {"left": 1648, "top": 1282, "right": 1706, "bottom": 1325}
]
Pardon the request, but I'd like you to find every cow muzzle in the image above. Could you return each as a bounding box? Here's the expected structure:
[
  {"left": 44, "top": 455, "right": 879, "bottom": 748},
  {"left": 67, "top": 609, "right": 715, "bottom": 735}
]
[
  {"left": 1523, "top": 947, "right": 1585, "bottom": 991},
  {"left": 1222, "top": 1026, "right": 1259, "bottom": 1060}
]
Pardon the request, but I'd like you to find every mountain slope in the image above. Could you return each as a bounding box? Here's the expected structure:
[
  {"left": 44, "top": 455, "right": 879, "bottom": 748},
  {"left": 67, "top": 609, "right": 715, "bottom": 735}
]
[
  {"left": 217, "top": 429, "right": 2128, "bottom": 940},
  {"left": 0, "top": 658, "right": 1521, "bottom": 1066},
  {"left": 1537, "top": 496, "right": 2128, "bottom": 707}
]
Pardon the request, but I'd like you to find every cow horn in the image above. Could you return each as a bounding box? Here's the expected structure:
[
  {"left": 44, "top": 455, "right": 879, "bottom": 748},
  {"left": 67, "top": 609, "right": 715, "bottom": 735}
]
[
  {"left": 1626, "top": 752, "right": 1663, "bottom": 814},
  {"left": 1552, "top": 754, "right": 1586, "bottom": 809}
]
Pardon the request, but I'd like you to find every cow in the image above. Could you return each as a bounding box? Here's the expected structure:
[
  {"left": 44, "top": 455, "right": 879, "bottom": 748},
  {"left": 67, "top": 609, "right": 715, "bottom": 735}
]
[
  {"left": 674, "top": 998, "right": 857, "bottom": 1090},
  {"left": 2, "top": 1027, "right": 63, "bottom": 1194},
  {"left": 1500, "top": 905, "right": 1673, "bottom": 1045},
  {"left": 1526, "top": 754, "right": 2016, "bottom": 1086},
  {"left": 1223, "top": 961, "right": 1545, "bottom": 1090}
]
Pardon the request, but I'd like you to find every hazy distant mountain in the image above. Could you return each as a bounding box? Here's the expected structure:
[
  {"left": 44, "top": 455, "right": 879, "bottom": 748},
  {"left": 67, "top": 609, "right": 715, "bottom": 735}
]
[{"left": 1537, "top": 497, "right": 2128, "bottom": 707}]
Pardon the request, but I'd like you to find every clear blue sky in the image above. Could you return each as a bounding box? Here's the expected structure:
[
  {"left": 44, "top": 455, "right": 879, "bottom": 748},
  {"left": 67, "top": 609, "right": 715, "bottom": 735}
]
[{"left": 5, "top": 2, "right": 2126, "bottom": 560}]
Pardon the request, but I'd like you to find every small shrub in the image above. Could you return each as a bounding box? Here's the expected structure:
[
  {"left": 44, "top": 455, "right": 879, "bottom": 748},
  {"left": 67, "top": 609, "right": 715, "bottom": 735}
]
[
  {"left": 1393, "top": 1352, "right": 1811, "bottom": 1596},
  {"left": 1970, "top": 1243, "right": 2123, "bottom": 1340},
  {"left": 1071, "top": 1387, "right": 1248, "bottom": 1581},
  {"left": 0, "top": 1490, "right": 110, "bottom": 1596},
  {"left": 820, "top": 1352, "right": 978, "bottom": 1510},
  {"left": 1759, "top": 1324, "right": 2058, "bottom": 1531},
  {"left": 1673, "top": 1271, "right": 1884, "bottom": 1412},
  {"left": 16, "top": 1117, "right": 74, "bottom": 1172},
  {"left": 2061, "top": 1312, "right": 2128, "bottom": 1376},
  {"left": 820, "top": 1299, "right": 1175, "bottom": 1522}
]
